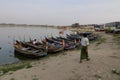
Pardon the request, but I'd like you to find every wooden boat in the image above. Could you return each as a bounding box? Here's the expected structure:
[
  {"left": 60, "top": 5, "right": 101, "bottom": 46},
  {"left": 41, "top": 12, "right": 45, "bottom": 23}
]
[
  {"left": 47, "top": 44, "right": 64, "bottom": 53},
  {"left": 25, "top": 40, "right": 64, "bottom": 53},
  {"left": 14, "top": 41, "right": 47, "bottom": 58},
  {"left": 42, "top": 39, "right": 64, "bottom": 53},
  {"left": 25, "top": 41, "right": 47, "bottom": 51},
  {"left": 47, "top": 37, "right": 76, "bottom": 50},
  {"left": 67, "top": 32, "right": 97, "bottom": 41}
]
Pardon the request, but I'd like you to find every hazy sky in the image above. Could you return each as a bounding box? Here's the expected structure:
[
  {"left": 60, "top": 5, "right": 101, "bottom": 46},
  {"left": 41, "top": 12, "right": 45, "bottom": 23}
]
[{"left": 0, "top": 0, "right": 120, "bottom": 25}]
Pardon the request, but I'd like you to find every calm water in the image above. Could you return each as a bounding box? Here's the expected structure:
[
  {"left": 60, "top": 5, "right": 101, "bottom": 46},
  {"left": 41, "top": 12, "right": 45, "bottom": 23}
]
[{"left": 0, "top": 25, "right": 71, "bottom": 65}]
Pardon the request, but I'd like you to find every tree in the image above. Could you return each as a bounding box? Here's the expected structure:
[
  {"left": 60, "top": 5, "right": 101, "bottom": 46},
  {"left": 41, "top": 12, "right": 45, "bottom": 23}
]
[{"left": 71, "top": 23, "right": 80, "bottom": 28}]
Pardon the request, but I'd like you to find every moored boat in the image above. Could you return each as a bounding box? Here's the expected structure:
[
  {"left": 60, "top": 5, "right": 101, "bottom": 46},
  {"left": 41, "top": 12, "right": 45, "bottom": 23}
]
[
  {"left": 24, "top": 39, "right": 64, "bottom": 53},
  {"left": 47, "top": 37, "right": 77, "bottom": 50},
  {"left": 14, "top": 41, "right": 47, "bottom": 58},
  {"left": 42, "top": 39, "right": 64, "bottom": 53}
]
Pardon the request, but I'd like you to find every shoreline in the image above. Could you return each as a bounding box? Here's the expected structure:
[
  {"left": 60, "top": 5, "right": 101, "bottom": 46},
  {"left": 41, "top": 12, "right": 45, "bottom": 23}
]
[{"left": 0, "top": 32, "right": 120, "bottom": 80}]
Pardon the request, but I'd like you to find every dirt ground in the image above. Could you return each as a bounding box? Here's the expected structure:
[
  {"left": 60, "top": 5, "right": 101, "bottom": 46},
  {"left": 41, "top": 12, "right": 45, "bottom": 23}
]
[{"left": 0, "top": 32, "right": 120, "bottom": 80}]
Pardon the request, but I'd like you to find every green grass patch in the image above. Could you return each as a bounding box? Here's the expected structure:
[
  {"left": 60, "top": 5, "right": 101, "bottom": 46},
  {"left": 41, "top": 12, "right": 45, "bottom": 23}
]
[
  {"left": 113, "top": 34, "right": 120, "bottom": 45},
  {"left": 91, "top": 34, "right": 106, "bottom": 46},
  {"left": 0, "top": 62, "right": 32, "bottom": 76},
  {"left": 95, "top": 38, "right": 106, "bottom": 46},
  {"left": 32, "top": 78, "right": 39, "bottom": 80},
  {"left": 111, "top": 69, "right": 120, "bottom": 76},
  {"left": 93, "top": 74, "right": 102, "bottom": 79},
  {"left": 10, "top": 78, "right": 15, "bottom": 80}
]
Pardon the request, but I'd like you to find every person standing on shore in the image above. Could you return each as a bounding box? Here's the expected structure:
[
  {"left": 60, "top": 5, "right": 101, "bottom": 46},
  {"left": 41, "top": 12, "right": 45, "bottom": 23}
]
[{"left": 80, "top": 34, "right": 90, "bottom": 63}]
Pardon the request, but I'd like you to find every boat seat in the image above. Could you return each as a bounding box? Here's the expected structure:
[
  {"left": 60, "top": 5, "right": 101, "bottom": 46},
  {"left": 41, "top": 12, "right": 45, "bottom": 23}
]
[
  {"left": 32, "top": 50, "right": 39, "bottom": 53},
  {"left": 21, "top": 47, "right": 31, "bottom": 50}
]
